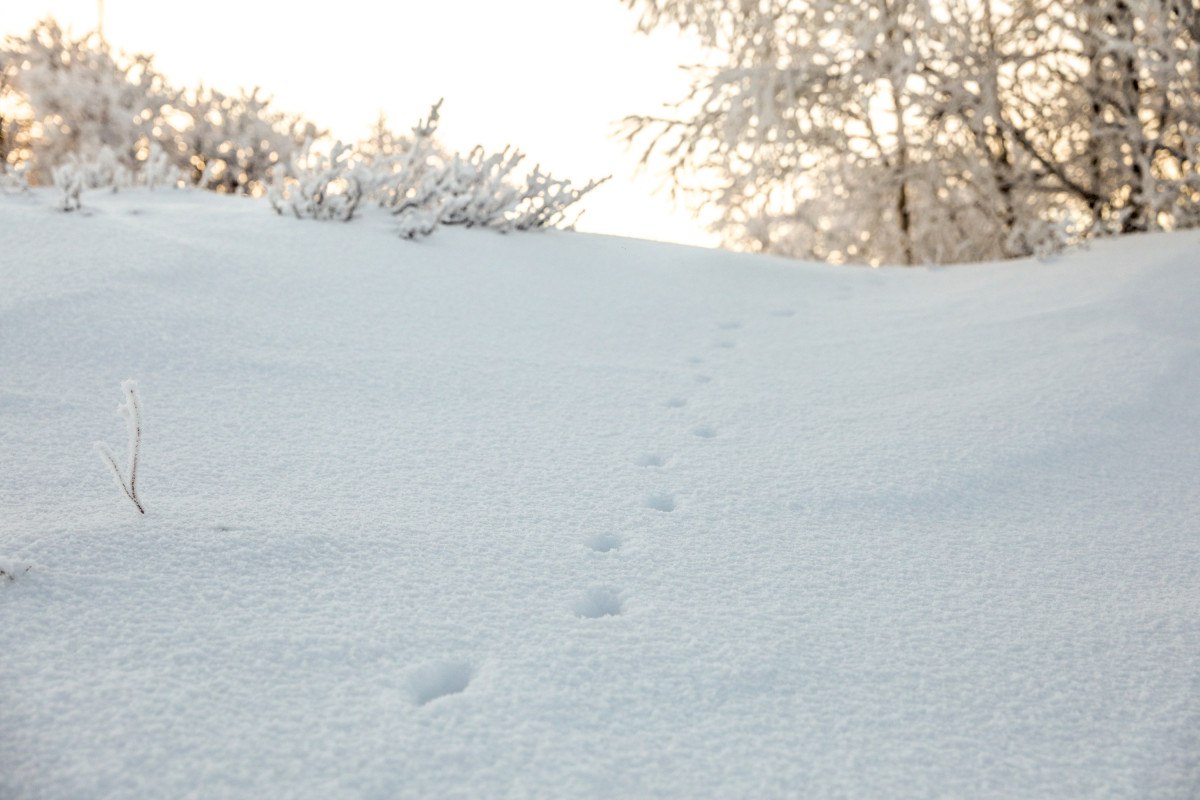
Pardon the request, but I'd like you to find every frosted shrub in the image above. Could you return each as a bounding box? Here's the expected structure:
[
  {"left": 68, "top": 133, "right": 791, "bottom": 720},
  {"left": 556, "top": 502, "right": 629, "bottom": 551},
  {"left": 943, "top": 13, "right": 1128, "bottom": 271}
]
[
  {"left": 267, "top": 140, "right": 370, "bottom": 221},
  {"left": 53, "top": 161, "right": 84, "bottom": 211},
  {"left": 86, "top": 146, "right": 133, "bottom": 191},
  {"left": 0, "top": 163, "right": 28, "bottom": 193},
  {"left": 395, "top": 207, "right": 442, "bottom": 240},
  {"left": 179, "top": 86, "right": 319, "bottom": 195},
  {"left": 49, "top": 146, "right": 141, "bottom": 210},
  {"left": 289, "top": 101, "right": 605, "bottom": 238},
  {"left": 372, "top": 102, "right": 446, "bottom": 219},
  {"left": 429, "top": 145, "right": 607, "bottom": 232},
  {"left": 139, "top": 143, "right": 180, "bottom": 190}
]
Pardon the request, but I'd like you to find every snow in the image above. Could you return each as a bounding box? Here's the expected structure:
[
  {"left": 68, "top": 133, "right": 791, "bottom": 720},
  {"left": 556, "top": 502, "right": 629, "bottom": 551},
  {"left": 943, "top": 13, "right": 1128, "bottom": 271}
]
[{"left": 1, "top": 188, "right": 1198, "bottom": 797}]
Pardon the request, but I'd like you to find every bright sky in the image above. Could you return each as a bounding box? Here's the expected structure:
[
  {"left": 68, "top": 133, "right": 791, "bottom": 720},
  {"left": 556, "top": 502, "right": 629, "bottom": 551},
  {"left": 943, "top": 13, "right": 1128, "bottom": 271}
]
[{"left": 2, "top": 1, "right": 717, "bottom": 247}]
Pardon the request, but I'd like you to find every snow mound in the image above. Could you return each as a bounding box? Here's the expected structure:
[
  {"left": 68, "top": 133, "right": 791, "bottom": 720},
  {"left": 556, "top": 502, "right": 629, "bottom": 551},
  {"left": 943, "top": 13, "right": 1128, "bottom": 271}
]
[{"left": 1, "top": 188, "right": 1198, "bottom": 797}]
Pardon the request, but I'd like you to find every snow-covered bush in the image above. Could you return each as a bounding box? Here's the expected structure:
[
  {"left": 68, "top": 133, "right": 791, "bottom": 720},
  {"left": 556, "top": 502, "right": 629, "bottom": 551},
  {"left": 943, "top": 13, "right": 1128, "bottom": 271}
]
[
  {"left": 383, "top": 103, "right": 605, "bottom": 236},
  {"left": 270, "top": 101, "right": 604, "bottom": 237},
  {"left": 426, "top": 145, "right": 606, "bottom": 232},
  {"left": 267, "top": 140, "right": 370, "bottom": 221},
  {"left": 0, "top": 162, "right": 27, "bottom": 193},
  {"left": 139, "top": 143, "right": 180, "bottom": 190},
  {"left": 47, "top": 143, "right": 178, "bottom": 209},
  {"left": 369, "top": 101, "right": 446, "bottom": 217},
  {"left": 176, "top": 85, "right": 320, "bottom": 195},
  {"left": 52, "top": 160, "right": 84, "bottom": 210}
]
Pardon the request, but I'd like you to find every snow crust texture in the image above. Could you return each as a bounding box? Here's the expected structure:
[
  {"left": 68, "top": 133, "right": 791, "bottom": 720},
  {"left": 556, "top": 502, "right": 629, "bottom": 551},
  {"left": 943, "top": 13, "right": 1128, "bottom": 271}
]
[{"left": 1, "top": 189, "right": 1198, "bottom": 798}]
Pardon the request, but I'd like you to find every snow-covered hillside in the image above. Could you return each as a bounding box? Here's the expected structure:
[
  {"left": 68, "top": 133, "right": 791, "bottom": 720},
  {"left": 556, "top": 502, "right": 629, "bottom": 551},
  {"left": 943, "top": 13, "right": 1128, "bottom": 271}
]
[{"left": 1, "top": 189, "right": 1197, "bottom": 798}]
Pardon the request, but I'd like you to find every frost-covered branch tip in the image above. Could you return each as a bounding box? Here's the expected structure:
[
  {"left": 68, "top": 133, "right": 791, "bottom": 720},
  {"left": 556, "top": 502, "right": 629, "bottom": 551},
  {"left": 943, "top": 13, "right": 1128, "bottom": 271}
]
[{"left": 94, "top": 380, "right": 145, "bottom": 514}]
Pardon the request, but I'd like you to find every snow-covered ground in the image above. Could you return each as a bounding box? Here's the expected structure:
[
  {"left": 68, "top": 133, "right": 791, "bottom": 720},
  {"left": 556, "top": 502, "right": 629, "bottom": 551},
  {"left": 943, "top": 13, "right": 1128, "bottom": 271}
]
[{"left": 1, "top": 188, "right": 1197, "bottom": 798}]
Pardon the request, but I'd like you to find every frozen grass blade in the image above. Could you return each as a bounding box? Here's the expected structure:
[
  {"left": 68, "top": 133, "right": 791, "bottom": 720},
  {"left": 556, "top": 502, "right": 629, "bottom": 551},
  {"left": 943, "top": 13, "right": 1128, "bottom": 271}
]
[{"left": 94, "top": 380, "right": 145, "bottom": 515}]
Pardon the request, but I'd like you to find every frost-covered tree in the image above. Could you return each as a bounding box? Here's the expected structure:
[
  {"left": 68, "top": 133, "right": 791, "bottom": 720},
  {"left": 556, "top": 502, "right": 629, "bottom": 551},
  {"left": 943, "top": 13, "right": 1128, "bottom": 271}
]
[
  {"left": 1, "top": 18, "right": 317, "bottom": 196},
  {"left": 0, "top": 18, "right": 174, "bottom": 184},
  {"left": 622, "top": 0, "right": 1200, "bottom": 264}
]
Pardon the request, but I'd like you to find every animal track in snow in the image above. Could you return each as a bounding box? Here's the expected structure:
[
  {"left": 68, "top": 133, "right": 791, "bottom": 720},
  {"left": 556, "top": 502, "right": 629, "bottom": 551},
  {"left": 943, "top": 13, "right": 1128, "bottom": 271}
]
[
  {"left": 636, "top": 452, "right": 667, "bottom": 467},
  {"left": 407, "top": 660, "right": 474, "bottom": 706},
  {"left": 644, "top": 493, "right": 677, "bottom": 512},
  {"left": 585, "top": 533, "right": 621, "bottom": 553},
  {"left": 573, "top": 588, "right": 623, "bottom": 618},
  {"left": 0, "top": 560, "right": 32, "bottom": 582},
  {"left": 664, "top": 397, "right": 688, "bottom": 408},
  {"left": 692, "top": 426, "right": 718, "bottom": 439},
  {"left": 717, "top": 321, "right": 743, "bottom": 330}
]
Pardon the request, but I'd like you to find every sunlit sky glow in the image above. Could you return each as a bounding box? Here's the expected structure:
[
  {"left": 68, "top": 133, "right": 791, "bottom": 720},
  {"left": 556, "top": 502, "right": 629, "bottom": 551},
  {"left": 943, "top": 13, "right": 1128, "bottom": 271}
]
[{"left": 3, "top": 1, "right": 717, "bottom": 246}]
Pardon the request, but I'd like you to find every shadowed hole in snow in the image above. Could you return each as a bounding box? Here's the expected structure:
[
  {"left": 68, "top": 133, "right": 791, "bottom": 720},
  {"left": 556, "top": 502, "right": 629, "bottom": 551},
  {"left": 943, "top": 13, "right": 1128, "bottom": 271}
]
[
  {"left": 664, "top": 397, "right": 687, "bottom": 408},
  {"left": 644, "top": 493, "right": 676, "bottom": 512},
  {"left": 407, "top": 660, "right": 474, "bottom": 706},
  {"left": 635, "top": 453, "right": 666, "bottom": 467},
  {"left": 573, "top": 588, "right": 623, "bottom": 618},
  {"left": 692, "top": 426, "right": 718, "bottom": 439},
  {"left": 585, "top": 533, "right": 620, "bottom": 553}
]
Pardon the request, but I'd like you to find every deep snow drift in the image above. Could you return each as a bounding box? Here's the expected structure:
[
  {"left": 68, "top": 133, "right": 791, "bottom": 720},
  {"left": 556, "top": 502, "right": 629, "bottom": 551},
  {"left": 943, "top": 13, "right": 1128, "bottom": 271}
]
[{"left": 1, "top": 189, "right": 1198, "bottom": 798}]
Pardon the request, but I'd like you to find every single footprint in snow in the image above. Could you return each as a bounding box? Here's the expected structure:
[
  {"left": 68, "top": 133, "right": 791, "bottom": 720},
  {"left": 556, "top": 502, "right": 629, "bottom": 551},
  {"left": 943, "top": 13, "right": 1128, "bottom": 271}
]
[
  {"left": 695, "top": 374, "right": 712, "bottom": 384},
  {"left": 718, "top": 321, "right": 743, "bottom": 330},
  {"left": 687, "top": 356, "right": 705, "bottom": 365},
  {"left": 644, "top": 492, "right": 676, "bottom": 512},
  {"left": 573, "top": 588, "right": 623, "bottom": 619},
  {"left": 406, "top": 660, "right": 474, "bottom": 706},
  {"left": 713, "top": 339, "right": 736, "bottom": 349},
  {"left": 692, "top": 426, "right": 718, "bottom": 439},
  {"left": 585, "top": 533, "right": 621, "bottom": 553},
  {"left": 0, "top": 560, "right": 32, "bottom": 582},
  {"left": 635, "top": 452, "right": 667, "bottom": 467},
  {"left": 664, "top": 397, "right": 688, "bottom": 408}
]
